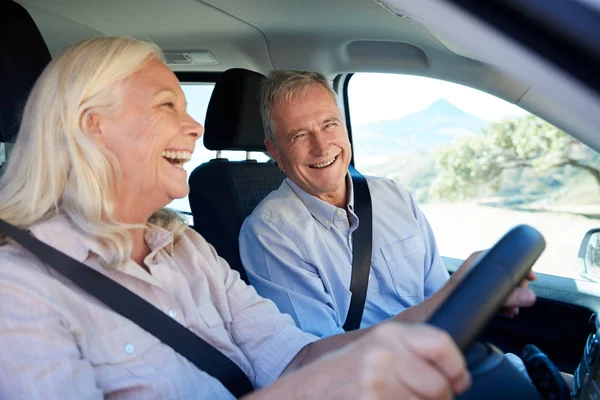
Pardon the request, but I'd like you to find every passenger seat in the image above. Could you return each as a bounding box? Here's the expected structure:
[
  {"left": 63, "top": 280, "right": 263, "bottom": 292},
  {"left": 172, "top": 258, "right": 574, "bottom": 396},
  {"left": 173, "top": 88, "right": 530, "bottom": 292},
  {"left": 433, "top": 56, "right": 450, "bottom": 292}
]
[{"left": 188, "top": 69, "right": 285, "bottom": 283}]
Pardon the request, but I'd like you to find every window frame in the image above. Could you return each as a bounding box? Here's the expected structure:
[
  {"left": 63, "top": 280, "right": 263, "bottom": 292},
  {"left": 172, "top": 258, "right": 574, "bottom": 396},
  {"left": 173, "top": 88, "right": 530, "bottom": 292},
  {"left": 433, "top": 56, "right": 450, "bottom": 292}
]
[{"left": 164, "top": 72, "right": 221, "bottom": 218}]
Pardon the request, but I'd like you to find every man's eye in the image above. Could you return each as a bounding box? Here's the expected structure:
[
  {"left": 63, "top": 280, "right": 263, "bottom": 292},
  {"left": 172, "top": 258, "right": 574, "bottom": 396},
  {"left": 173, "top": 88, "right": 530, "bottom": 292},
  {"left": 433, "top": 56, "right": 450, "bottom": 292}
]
[
  {"left": 325, "top": 122, "right": 337, "bottom": 129},
  {"left": 294, "top": 133, "right": 307, "bottom": 141},
  {"left": 162, "top": 102, "right": 175, "bottom": 109}
]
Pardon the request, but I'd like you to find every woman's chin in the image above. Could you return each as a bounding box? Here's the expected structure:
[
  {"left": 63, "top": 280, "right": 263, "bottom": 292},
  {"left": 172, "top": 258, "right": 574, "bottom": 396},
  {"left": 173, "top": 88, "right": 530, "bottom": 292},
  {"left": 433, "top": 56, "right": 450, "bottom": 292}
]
[{"left": 166, "top": 186, "right": 190, "bottom": 202}]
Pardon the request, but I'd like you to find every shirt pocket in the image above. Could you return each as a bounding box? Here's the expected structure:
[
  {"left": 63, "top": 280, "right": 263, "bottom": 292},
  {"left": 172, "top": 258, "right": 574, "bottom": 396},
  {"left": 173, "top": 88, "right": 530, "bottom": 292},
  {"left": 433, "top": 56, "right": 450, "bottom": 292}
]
[
  {"left": 381, "top": 234, "right": 426, "bottom": 297},
  {"left": 86, "top": 322, "right": 161, "bottom": 380}
]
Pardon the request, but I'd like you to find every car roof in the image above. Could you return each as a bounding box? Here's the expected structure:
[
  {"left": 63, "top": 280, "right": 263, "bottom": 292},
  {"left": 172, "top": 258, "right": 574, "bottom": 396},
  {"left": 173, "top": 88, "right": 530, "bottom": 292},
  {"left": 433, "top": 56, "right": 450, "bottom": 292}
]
[
  {"left": 16, "top": 0, "right": 528, "bottom": 99},
  {"left": 13, "top": 0, "right": 600, "bottom": 151}
]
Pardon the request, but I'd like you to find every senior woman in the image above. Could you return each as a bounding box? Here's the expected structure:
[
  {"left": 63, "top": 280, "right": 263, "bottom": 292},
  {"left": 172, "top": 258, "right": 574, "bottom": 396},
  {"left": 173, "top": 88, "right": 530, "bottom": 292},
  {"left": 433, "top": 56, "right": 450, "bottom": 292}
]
[{"left": 0, "top": 37, "right": 470, "bottom": 399}]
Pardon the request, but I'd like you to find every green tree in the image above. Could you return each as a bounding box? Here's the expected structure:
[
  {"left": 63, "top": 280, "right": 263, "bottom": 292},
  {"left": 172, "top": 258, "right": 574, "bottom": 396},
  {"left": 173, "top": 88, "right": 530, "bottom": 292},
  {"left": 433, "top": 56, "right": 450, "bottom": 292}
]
[{"left": 430, "top": 115, "right": 600, "bottom": 201}]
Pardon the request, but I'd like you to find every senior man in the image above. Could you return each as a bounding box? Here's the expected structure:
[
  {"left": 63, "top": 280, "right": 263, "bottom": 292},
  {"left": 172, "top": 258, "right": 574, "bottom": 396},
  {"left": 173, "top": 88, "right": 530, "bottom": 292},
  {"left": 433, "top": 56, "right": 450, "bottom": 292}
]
[{"left": 239, "top": 70, "right": 537, "bottom": 338}]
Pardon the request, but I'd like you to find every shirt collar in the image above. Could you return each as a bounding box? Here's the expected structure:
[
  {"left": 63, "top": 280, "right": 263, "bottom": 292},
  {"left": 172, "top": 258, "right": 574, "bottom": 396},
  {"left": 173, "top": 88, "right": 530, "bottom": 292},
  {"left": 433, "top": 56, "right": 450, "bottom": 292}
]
[
  {"left": 28, "top": 214, "right": 174, "bottom": 266},
  {"left": 286, "top": 171, "right": 354, "bottom": 229}
]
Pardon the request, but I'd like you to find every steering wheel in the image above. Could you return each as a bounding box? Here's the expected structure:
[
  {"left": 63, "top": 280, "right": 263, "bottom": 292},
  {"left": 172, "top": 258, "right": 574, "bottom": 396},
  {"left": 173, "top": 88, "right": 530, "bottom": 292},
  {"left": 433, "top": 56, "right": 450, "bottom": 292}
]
[{"left": 426, "top": 225, "right": 570, "bottom": 400}]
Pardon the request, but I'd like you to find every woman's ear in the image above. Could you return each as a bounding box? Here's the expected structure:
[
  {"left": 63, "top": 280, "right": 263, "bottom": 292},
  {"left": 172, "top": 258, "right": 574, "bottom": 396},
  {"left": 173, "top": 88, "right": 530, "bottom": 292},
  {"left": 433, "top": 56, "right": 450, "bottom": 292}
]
[{"left": 82, "top": 112, "right": 105, "bottom": 145}]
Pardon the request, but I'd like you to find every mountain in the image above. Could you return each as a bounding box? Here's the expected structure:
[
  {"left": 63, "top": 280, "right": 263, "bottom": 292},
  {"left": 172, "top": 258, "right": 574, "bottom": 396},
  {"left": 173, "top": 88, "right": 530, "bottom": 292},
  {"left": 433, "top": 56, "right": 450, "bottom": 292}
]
[{"left": 353, "top": 99, "right": 488, "bottom": 159}]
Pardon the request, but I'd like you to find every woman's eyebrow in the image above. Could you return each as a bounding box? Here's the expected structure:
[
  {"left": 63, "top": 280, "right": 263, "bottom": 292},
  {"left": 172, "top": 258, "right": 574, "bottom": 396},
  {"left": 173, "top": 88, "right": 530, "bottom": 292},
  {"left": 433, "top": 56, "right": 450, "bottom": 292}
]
[{"left": 153, "top": 88, "right": 177, "bottom": 98}]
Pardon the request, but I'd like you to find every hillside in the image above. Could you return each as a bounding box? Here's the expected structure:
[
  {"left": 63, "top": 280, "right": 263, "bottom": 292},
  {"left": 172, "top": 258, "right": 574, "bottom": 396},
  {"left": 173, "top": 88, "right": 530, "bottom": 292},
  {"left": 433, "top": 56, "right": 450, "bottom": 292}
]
[
  {"left": 354, "top": 99, "right": 600, "bottom": 206},
  {"left": 352, "top": 99, "right": 487, "bottom": 159}
]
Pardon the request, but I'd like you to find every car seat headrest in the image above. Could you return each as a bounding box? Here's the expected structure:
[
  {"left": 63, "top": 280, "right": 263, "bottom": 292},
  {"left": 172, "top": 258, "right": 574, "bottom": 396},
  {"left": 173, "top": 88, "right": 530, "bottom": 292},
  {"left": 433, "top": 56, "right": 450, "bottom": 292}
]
[
  {"left": 0, "top": 1, "right": 52, "bottom": 143},
  {"left": 203, "top": 68, "right": 267, "bottom": 152}
]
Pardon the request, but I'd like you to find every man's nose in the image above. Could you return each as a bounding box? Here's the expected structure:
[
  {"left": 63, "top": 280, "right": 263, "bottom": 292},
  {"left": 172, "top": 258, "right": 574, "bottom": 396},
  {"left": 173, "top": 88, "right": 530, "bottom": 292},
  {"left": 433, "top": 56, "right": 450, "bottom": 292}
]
[{"left": 312, "top": 132, "right": 330, "bottom": 155}]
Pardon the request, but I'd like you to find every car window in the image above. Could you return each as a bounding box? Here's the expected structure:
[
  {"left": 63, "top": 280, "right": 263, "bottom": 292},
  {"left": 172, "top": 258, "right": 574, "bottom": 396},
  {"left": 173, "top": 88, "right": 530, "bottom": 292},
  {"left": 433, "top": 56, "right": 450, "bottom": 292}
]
[
  {"left": 166, "top": 83, "right": 269, "bottom": 218},
  {"left": 348, "top": 73, "right": 600, "bottom": 281}
]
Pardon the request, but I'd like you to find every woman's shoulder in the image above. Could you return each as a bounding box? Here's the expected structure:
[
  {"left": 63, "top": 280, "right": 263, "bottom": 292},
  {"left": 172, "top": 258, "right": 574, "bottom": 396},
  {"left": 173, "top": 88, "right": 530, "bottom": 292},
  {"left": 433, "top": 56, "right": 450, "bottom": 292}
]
[
  {"left": 172, "top": 227, "right": 221, "bottom": 265},
  {"left": 0, "top": 240, "right": 66, "bottom": 298}
]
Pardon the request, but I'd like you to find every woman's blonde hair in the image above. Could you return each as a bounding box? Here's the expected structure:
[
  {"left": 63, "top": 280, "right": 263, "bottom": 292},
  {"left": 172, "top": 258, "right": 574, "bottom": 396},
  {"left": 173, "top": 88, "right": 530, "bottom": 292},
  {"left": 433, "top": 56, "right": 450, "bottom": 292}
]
[{"left": 0, "top": 36, "right": 188, "bottom": 268}]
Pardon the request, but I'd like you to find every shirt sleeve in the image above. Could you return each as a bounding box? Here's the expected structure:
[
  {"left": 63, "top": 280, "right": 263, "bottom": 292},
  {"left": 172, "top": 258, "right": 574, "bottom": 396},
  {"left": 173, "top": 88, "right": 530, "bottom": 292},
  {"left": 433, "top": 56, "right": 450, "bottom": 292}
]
[
  {"left": 400, "top": 184, "right": 450, "bottom": 297},
  {"left": 0, "top": 257, "right": 103, "bottom": 400},
  {"left": 239, "top": 216, "right": 346, "bottom": 338},
  {"left": 203, "top": 240, "right": 318, "bottom": 389}
]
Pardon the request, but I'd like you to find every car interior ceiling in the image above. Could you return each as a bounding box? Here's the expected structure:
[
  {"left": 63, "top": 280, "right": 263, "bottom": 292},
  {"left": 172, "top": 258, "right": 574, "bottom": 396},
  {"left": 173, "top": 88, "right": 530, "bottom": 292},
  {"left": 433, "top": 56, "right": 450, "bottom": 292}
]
[{"left": 13, "top": 0, "right": 596, "bottom": 157}]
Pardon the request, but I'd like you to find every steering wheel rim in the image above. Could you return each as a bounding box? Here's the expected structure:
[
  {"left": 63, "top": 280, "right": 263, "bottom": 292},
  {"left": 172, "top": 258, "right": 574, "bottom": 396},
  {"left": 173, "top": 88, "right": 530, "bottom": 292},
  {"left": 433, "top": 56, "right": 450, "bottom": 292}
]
[{"left": 426, "top": 225, "right": 547, "bottom": 399}]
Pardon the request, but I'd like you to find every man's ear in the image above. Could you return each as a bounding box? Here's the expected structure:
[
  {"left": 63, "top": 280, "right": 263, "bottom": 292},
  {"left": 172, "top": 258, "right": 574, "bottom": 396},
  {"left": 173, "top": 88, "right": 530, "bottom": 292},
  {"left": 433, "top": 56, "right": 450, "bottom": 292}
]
[{"left": 264, "top": 139, "right": 284, "bottom": 171}]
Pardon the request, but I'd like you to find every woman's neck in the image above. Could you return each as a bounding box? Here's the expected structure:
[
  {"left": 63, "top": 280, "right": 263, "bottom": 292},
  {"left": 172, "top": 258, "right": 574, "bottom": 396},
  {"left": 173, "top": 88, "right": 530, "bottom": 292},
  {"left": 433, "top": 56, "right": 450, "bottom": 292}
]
[
  {"left": 129, "top": 227, "right": 152, "bottom": 271},
  {"left": 112, "top": 201, "right": 159, "bottom": 271}
]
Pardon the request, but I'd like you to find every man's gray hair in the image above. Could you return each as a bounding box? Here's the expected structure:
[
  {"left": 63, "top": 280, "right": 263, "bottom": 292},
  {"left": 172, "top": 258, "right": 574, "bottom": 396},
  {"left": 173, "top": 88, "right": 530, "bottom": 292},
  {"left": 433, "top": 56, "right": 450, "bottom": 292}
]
[{"left": 259, "top": 70, "right": 344, "bottom": 143}]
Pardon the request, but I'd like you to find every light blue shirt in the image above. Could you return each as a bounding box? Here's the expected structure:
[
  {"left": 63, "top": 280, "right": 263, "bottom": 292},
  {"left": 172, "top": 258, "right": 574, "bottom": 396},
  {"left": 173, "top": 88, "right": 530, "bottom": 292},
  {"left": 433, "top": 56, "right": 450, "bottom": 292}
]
[{"left": 239, "top": 173, "right": 449, "bottom": 337}]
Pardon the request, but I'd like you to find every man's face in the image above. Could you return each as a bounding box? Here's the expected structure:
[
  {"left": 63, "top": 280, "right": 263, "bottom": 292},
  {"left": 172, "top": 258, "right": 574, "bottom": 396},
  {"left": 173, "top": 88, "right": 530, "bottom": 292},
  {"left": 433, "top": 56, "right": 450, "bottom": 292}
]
[{"left": 266, "top": 83, "right": 352, "bottom": 205}]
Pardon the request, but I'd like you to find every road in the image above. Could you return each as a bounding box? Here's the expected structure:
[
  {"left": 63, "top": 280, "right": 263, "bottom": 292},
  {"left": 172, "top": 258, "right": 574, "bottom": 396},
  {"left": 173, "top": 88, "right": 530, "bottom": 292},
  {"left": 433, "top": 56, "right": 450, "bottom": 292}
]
[{"left": 420, "top": 202, "right": 600, "bottom": 280}]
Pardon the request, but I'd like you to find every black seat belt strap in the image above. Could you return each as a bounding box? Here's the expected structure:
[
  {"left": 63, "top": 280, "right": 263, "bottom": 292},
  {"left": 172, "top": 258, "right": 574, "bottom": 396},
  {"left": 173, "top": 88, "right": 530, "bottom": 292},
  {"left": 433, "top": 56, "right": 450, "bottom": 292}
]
[
  {"left": 0, "top": 219, "right": 254, "bottom": 398},
  {"left": 343, "top": 166, "right": 373, "bottom": 332}
]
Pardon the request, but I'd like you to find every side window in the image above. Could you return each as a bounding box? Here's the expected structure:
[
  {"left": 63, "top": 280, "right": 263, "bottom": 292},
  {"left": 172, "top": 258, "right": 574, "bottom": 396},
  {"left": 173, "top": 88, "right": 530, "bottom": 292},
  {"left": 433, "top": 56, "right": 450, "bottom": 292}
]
[
  {"left": 166, "top": 83, "right": 215, "bottom": 215},
  {"left": 347, "top": 73, "right": 600, "bottom": 281}
]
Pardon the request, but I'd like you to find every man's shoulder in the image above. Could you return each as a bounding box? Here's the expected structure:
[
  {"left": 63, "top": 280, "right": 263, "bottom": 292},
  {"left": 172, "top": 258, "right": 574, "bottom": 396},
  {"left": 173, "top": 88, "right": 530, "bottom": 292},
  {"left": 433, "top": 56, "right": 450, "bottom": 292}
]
[
  {"left": 363, "top": 175, "right": 412, "bottom": 202},
  {"left": 245, "top": 181, "right": 307, "bottom": 225}
]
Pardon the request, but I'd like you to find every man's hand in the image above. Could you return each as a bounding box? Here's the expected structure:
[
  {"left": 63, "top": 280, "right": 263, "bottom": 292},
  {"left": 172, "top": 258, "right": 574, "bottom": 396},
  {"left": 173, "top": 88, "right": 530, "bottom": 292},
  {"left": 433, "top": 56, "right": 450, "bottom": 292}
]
[
  {"left": 247, "top": 322, "right": 472, "bottom": 400},
  {"left": 456, "top": 251, "right": 537, "bottom": 317},
  {"left": 500, "top": 270, "right": 536, "bottom": 317}
]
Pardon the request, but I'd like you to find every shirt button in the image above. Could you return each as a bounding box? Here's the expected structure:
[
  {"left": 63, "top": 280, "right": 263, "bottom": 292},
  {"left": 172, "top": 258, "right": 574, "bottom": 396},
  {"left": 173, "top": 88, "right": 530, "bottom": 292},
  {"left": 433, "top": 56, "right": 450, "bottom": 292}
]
[
  {"left": 168, "top": 309, "right": 177, "bottom": 318},
  {"left": 324, "top": 221, "right": 331, "bottom": 228},
  {"left": 336, "top": 209, "right": 344, "bottom": 216},
  {"left": 124, "top": 344, "right": 135, "bottom": 354}
]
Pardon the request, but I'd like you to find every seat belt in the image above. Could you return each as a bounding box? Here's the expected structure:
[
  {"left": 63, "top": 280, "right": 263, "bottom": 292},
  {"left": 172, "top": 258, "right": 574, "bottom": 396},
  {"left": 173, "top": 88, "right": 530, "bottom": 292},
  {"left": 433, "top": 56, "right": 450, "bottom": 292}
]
[
  {"left": 0, "top": 219, "right": 254, "bottom": 399},
  {"left": 343, "top": 166, "right": 373, "bottom": 332}
]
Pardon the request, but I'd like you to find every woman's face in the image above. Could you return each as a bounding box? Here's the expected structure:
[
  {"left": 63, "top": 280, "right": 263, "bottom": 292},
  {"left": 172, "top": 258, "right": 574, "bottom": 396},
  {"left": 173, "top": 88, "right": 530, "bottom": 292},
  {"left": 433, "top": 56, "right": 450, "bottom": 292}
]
[{"left": 95, "top": 58, "right": 203, "bottom": 221}]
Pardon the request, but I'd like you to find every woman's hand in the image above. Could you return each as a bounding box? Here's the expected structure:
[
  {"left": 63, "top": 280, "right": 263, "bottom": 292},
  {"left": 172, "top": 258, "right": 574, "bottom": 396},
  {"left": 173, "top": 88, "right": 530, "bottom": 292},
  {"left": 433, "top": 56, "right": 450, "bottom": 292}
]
[{"left": 247, "top": 321, "right": 471, "bottom": 400}]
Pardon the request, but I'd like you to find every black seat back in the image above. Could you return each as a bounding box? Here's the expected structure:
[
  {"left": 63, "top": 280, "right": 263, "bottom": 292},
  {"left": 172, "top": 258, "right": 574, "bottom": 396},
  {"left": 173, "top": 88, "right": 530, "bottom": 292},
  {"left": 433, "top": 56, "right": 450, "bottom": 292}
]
[
  {"left": 188, "top": 69, "right": 285, "bottom": 282},
  {"left": 0, "top": 1, "right": 52, "bottom": 144}
]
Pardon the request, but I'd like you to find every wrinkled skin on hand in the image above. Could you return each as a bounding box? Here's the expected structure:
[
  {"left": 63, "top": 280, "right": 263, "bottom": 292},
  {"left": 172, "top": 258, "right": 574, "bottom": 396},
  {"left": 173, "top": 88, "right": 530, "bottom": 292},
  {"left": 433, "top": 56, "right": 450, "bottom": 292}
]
[{"left": 246, "top": 322, "right": 472, "bottom": 400}]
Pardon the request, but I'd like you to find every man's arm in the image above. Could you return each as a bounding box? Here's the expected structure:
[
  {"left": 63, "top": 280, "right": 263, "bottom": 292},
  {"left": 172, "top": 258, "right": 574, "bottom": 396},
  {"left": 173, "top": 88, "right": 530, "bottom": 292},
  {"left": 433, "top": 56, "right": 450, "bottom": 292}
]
[
  {"left": 282, "top": 253, "right": 478, "bottom": 375},
  {"left": 392, "top": 252, "right": 536, "bottom": 323},
  {"left": 386, "top": 183, "right": 536, "bottom": 323},
  {"left": 239, "top": 217, "right": 345, "bottom": 337}
]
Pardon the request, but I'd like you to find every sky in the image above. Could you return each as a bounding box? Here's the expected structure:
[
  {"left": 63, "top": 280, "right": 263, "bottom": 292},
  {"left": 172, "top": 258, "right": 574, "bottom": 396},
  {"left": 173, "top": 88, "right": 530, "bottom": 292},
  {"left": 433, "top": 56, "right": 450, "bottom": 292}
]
[{"left": 348, "top": 73, "right": 528, "bottom": 126}]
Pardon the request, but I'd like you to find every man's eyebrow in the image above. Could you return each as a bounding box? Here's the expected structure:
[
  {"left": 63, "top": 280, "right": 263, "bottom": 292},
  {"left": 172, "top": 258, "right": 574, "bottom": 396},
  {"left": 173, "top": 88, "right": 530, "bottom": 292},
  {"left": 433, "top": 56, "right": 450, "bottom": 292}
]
[
  {"left": 286, "top": 128, "right": 306, "bottom": 138},
  {"left": 322, "top": 117, "right": 340, "bottom": 124}
]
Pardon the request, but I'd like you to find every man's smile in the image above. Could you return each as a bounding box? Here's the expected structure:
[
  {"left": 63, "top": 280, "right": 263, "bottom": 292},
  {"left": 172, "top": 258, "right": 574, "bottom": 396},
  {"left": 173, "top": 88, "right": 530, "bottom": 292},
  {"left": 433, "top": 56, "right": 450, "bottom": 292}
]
[{"left": 309, "top": 155, "right": 338, "bottom": 169}]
